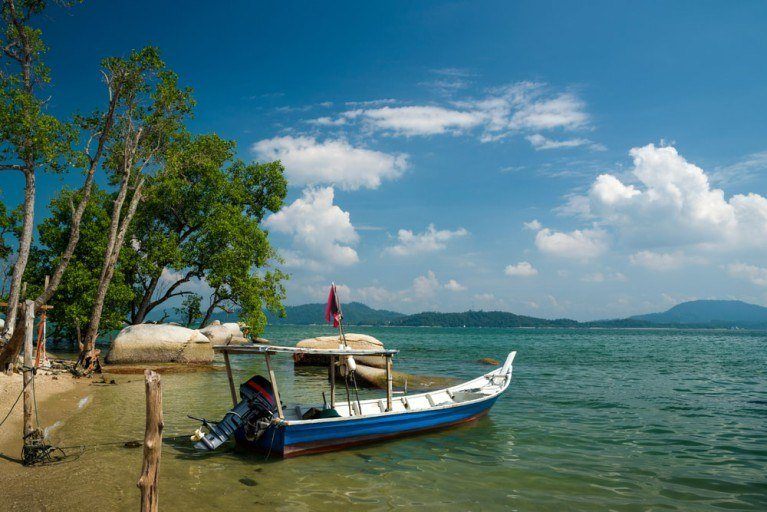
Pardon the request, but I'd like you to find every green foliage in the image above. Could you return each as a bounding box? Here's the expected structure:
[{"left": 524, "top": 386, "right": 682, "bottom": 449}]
[
  {"left": 125, "top": 133, "right": 288, "bottom": 334},
  {"left": 0, "top": 1, "right": 79, "bottom": 173},
  {"left": 389, "top": 311, "right": 580, "bottom": 328},
  {"left": 26, "top": 187, "right": 134, "bottom": 342},
  {"left": 0, "top": 198, "right": 20, "bottom": 260},
  {"left": 173, "top": 293, "right": 202, "bottom": 327}
]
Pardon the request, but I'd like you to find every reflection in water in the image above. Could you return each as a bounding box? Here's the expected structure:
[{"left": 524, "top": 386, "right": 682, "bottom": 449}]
[{"left": 3, "top": 325, "right": 767, "bottom": 511}]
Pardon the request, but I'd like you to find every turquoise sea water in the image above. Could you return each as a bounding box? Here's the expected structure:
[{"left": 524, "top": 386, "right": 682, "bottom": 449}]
[{"left": 3, "top": 326, "right": 766, "bottom": 511}]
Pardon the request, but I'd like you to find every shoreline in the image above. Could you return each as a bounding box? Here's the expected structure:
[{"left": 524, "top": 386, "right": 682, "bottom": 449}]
[{"left": 0, "top": 369, "right": 90, "bottom": 462}]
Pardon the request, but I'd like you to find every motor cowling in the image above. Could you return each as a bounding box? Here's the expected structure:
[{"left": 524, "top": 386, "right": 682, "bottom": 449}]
[{"left": 192, "top": 375, "right": 277, "bottom": 451}]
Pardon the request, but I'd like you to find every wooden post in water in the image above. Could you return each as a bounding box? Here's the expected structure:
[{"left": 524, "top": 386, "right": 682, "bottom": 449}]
[
  {"left": 264, "top": 353, "right": 283, "bottom": 419},
  {"left": 22, "top": 300, "right": 35, "bottom": 441},
  {"left": 329, "top": 355, "right": 336, "bottom": 408},
  {"left": 137, "top": 370, "right": 163, "bottom": 512},
  {"left": 385, "top": 355, "right": 393, "bottom": 412},
  {"left": 223, "top": 351, "right": 238, "bottom": 407}
]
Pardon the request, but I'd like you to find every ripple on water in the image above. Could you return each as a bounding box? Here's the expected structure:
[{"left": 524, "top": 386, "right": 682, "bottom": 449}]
[{"left": 17, "top": 326, "right": 767, "bottom": 512}]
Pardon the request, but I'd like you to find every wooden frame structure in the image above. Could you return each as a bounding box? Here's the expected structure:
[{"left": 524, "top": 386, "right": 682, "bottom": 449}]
[{"left": 213, "top": 344, "right": 399, "bottom": 419}]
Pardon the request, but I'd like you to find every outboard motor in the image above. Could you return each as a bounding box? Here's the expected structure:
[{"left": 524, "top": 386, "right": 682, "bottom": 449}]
[{"left": 191, "top": 375, "right": 277, "bottom": 451}]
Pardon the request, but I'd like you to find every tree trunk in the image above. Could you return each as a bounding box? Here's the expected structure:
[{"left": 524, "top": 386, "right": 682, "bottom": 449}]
[
  {"left": 132, "top": 273, "right": 161, "bottom": 325},
  {"left": 80, "top": 177, "right": 144, "bottom": 361},
  {"left": 199, "top": 293, "right": 220, "bottom": 329},
  {"left": 137, "top": 369, "right": 163, "bottom": 512},
  {"left": 2, "top": 170, "right": 35, "bottom": 341},
  {"left": 34, "top": 89, "right": 120, "bottom": 308}
]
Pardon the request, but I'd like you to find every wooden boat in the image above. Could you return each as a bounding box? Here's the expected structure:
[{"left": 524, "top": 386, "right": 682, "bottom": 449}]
[{"left": 190, "top": 344, "right": 516, "bottom": 458}]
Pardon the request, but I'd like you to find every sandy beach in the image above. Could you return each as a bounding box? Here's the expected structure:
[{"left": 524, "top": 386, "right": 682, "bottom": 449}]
[{"left": 0, "top": 368, "right": 89, "bottom": 459}]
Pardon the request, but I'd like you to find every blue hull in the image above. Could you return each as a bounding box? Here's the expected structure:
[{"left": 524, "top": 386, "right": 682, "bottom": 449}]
[{"left": 234, "top": 395, "right": 499, "bottom": 458}]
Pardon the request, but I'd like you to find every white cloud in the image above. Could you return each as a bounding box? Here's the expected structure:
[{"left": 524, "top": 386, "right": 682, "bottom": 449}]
[
  {"left": 579, "top": 144, "right": 767, "bottom": 251},
  {"left": 346, "top": 106, "right": 484, "bottom": 136},
  {"left": 385, "top": 224, "right": 468, "bottom": 257},
  {"left": 412, "top": 270, "right": 441, "bottom": 298},
  {"left": 444, "top": 279, "right": 467, "bottom": 291},
  {"left": 629, "top": 250, "right": 705, "bottom": 271},
  {"left": 523, "top": 219, "right": 542, "bottom": 231},
  {"left": 526, "top": 133, "right": 603, "bottom": 151},
  {"left": 726, "top": 262, "right": 767, "bottom": 286},
  {"left": 159, "top": 267, "right": 185, "bottom": 283},
  {"left": 712, "top": 151, "right": 767, "bottom": 186},
  {"left": 264, "top": 187, "right": 359, "bottom": 267},
  {"left": 504, "top": 261, "right": 538, "bottom": 277},
  {"left": 473, "top": 293, "right": 496, "bottom": 302},
  {"left": 580, "top": 271, "right": 627, "bottom": 283},
  {"left": 508, "top": 91, "right": 589, "bottom": 131},
  {"left": 353, "top": 285, "right": 399, "bottom": 305},
  {"left": 252, "top": 135, "right": 408, "bottom": 191},
  {"left": 534, "top": 227, "right": 608, "bottom": 260},
  {"left": 321, "top": 82, "right": 592, "bottom": 143}
]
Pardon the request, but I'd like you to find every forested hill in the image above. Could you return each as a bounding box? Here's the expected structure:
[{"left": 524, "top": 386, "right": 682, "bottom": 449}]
[
  {"left": 159, "top": 299, "right": 767, "bottom": 330},
  {"left": 266, "top": 302, "right": 404, "bottom": 325},
  {"left": 387, "top": 310, "right": 579, "bottom": 328},
  {"left": 629, "top": 300, "right": 767, "bottom": 327}
]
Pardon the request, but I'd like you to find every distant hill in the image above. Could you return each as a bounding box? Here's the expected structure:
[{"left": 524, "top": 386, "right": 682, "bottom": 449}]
[
  {"left": 266, "top": 302, "right": 404, "bottom": 326},
  {"left": 629, "top": 300, "right": 767, "bottom": 328},
  {"left": 153, "top": 299, "right": 767, "bottom": 330},
  {"left": 388, "top": 310, "right": 579, "bottom": 328}
]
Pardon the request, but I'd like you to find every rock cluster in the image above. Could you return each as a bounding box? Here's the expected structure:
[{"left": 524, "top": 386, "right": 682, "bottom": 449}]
[
  {"left": 292, "top": 333, "right": 386, "bottom": 368},
  {"left": 105, "top": 324, "right": 214, "bottom": 364}
]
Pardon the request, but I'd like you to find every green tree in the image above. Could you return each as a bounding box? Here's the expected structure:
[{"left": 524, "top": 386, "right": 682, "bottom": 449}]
[
  {"left": 26, "top": 187, "right": 134, "bottom": 345},
  {"left": 79, "top": 47, "right": 194, "bottom": 364},
  {"left": 0, "top": 0, "right": 129, "bottom": 370},
  {"left": 126, "top": 134, "right": 288, "bottom": 332},
  {"left": 173, "top": 294, "right": 202, "bottom": 328},
  {"left": 0, "top": 199, "right": 20, "bottom": 299}
]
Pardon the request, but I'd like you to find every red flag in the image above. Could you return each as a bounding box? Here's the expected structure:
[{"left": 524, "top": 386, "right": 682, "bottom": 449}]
[{"left": 325, "top": 284, "right": 342, "bottom": 327}]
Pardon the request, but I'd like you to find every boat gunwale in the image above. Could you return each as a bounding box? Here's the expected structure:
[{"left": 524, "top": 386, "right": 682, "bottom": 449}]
[{"left": 278, "top": 363, "right": 513, "bottom": 427}]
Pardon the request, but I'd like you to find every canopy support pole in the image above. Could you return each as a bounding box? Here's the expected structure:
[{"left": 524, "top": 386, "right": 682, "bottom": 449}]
[
  {"left": 329, "top": 355, "right": 336, "bottom": 409},
  {"left": 385, "top": 355, "right": 393, "bottom": 412},
  {"left": 223, "top": 352, "right": 238, "bottom": 407},
  {"left": 265, "top": 353, "right": 284, "bottom": 419}
]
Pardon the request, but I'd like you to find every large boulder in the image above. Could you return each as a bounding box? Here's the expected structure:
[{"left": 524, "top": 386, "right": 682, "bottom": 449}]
[
  {"left": 293, "top": 333, "right": 386, "bottom": 368},
  {"left": 200, "top": 320, "right": 249, "bottom": 345},
  {"left": 105, "top": 324, "right": 214, "bottom": 364}
]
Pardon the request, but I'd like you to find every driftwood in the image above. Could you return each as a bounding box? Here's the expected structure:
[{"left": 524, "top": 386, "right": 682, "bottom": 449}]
[{"left": 137, "top": 370, "right": 163, "bottom": 512}]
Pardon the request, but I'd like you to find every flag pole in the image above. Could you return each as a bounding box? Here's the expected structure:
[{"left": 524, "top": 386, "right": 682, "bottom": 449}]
[
  {"left": 331, "top": 283, "right": 361, "bottom": 414},
  {"left": 332, "top": 282, "right": 348, "bottom": 348}
]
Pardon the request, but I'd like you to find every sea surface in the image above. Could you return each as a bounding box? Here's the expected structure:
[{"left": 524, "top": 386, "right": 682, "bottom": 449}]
[{"left": 2, "top": 326, "right": 766, "bottom": 511}]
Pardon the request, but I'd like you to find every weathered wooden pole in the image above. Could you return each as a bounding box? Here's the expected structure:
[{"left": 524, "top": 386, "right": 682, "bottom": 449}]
[
  {"left": 385, "top": 355, "right": 393, "bottom": 412},
  {"left": 137, "top": 370, "right": 163, "bottom": 512},
  {"left": 223, "top": 351, "right": 238, "bottom": 407},
  {"left": 264, "top": 353, "right": 283, "bottom": 419},
  {"left": 22, "top": 300, "right": 35, "bottom": 440},
  {"left": 329, "top": 355, "right": 336, "bottom": 408}
]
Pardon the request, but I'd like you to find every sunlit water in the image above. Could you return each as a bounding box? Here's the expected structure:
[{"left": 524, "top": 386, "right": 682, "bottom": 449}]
[{"left": 3, "top": 326, "right": 766, "bottom": 511}]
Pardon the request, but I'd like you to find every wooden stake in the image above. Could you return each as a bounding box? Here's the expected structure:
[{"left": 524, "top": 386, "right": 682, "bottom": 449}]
[
  {"left": 137, "top": 370, "right": 163, "bottom": 512},
  {"left": 223, "top": 351, "right": 238, "bottom": 407},
  {"left": 22, "top": 300, "right": 35, "bottom": 440},
  {"left": 329, "top": 355, "right": 336, "bottom": 409},
  {"left": 385, "top": 355, "right": 393, "bottom": 412},
  {"left": 264, "top": 354, "right": 283, "bottom": 419}
]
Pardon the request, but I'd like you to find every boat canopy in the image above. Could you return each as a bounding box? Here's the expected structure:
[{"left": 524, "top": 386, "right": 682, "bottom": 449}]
[{"left": 212, "top": 344, "right": 399, "bottom": 356}]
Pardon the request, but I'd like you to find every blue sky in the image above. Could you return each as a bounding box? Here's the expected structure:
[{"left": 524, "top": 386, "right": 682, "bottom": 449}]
[{"left": 3, "top": 0, "right": 767, "bottom": 319}]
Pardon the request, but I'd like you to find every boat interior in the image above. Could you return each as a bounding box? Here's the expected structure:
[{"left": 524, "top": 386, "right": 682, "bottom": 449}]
[{"left": 283, "top": 368, "right": 511, "bottom": 422}]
